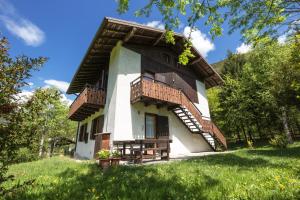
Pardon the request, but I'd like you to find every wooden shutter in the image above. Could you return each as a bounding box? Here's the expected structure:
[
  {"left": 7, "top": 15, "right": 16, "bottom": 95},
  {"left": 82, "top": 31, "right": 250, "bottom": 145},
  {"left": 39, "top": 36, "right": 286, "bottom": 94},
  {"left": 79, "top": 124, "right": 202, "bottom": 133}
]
[
  {"left": 83, "top": 124, "right": 88, "bottom": 143},
  {"left": 79, "top": 125, "right": 84, "bottom": 141},
  {"left": 90, "top": 117, "right": 99, "bottom": 140},
  {"left": 156, "top": 115, "right": 169, "bottom": 137}
]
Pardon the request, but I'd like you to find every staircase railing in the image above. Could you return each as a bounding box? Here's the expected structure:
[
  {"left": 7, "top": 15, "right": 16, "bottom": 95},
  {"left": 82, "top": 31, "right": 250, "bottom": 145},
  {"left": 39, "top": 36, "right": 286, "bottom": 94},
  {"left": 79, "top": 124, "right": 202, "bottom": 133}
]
[
  {"left": 130, "top": 75, "right": 227, "bottom": 149},
  {"left": 179, "top": 90, "right": 227, "bottom": 149}
]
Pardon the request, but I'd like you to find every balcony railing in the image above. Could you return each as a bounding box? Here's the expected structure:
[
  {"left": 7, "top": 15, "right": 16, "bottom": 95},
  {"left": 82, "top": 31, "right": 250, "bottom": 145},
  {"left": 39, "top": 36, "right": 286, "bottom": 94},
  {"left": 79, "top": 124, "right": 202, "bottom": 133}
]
[
  {"left": 130, "top": 75, "right": 182, "bottom": 105},
  {"left": 68, "top": 84, "right": 106, "bottom": 121}
]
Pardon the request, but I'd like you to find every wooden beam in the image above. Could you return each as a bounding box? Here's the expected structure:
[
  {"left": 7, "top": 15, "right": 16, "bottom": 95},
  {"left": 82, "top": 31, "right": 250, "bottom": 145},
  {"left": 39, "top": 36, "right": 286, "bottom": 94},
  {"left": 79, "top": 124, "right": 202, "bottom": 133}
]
[
  {"left": 104, "top": 29, "right": 127, "bottom": 35},
  {"left": 153, "top": 32, "right": 165, "bottom": 46},
  {"left": 124, "top": 27, "right": 137, "bottom": 42},
  {"left": 190, "top": 57, "right": 202, "bottom": 65},
  {"left": 93, "top": 44, "right": 114, "bottom": 49}
]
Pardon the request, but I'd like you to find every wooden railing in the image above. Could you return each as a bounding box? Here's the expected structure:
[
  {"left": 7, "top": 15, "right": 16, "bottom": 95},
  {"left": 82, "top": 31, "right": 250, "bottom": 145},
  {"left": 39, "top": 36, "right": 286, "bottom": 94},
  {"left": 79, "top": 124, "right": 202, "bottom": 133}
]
[
  {"left": 180, "top": 92, "right": 227, "bottom": 149},
  {"left": 130, "top": 76, "right": 182, "bottom": 105},
  {"left": 130, "top": 76, "right": 227, "bottom": 149},
  {"left": 68, "top": 85, "right": 106, "bottom": 120}
]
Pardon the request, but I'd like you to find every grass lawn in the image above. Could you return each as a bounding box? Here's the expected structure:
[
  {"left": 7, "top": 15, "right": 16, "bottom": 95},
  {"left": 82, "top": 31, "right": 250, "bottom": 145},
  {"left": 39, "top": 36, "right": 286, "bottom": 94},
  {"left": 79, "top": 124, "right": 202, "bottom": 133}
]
[{"left": 4, "top": 142, "right": 300, "bottom": 200}]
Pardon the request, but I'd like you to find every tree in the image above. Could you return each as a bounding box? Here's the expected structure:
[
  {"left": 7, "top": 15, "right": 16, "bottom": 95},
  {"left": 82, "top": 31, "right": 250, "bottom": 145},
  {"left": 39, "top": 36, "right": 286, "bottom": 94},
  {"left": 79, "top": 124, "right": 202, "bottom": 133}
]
[
  {"left": 0, "top": 37, "right": 46, "bottom": 195},
  {"left": 21, "top": 88, "right": 77, "bottom": 157},
  {"left": 117, "top": 0, "right": 300, "bottom": 44},
  {"left": 209, "top": 42, "right": 300, "bottom": 144}
]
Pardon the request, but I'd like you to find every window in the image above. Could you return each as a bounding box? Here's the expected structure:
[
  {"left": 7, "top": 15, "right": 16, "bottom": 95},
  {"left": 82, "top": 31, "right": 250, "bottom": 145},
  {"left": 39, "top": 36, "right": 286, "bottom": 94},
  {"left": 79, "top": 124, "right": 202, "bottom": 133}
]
[
  {"left": 144, "top": 71, "right": 155, "bottom": 81},
  {"left": 145, "top": 114, "right": 169, "bottom": 139},
  {"left": 145, "top": 114, "right": 156, "bottom": 139},
  {"left": 90, "top": 116, "right": 104, "bottom": 140},
  {"left": 162, "top": 53, "right": 171, "bottom": 64}
]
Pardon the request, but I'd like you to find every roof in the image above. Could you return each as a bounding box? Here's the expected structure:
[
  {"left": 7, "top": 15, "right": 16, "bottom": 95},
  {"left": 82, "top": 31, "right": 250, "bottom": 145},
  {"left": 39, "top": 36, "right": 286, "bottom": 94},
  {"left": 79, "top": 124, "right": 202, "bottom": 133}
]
[{"left": 67, "top": 17, "right": 223, "bottom": 94}]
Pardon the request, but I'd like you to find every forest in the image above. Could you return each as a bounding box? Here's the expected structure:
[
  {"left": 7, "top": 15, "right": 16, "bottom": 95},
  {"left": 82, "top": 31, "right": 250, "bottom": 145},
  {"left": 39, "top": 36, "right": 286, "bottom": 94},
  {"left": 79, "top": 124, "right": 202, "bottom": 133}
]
[{"left": 208, "top": 41, "right": 300, "bottom": 146}]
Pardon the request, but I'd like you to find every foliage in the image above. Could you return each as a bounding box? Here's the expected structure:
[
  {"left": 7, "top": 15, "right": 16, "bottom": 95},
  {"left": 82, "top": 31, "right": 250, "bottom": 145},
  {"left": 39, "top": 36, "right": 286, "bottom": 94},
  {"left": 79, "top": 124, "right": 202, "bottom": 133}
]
[
  {"left": 13, "top": 148, "right": 39, "bottom": 164},
  {"left": 208, "top": 41, "right": 300, "bottom": 144},
  {"left": 178, "top": 42, "right": 195, "bottom": 65},
  {"left": 97, "top": 150, "right": 110, "bottom": 159},
  {"left": 269, "top": 134, "right": 289, "bottom": 149},
  {"left": 117, "top": 0, "right": 300, "bottom": 63},
  {"left": 111, "top": 151, "right": 121, "bottom": 158},
  {"left": 0, "top": 36, "right": 46, "bottom": 195},
  {"left": 247, "top": 140, "right": 254, "bottom": 149},
  {"left": 3, "top": 142, "right": 300, "bottom": 199}
]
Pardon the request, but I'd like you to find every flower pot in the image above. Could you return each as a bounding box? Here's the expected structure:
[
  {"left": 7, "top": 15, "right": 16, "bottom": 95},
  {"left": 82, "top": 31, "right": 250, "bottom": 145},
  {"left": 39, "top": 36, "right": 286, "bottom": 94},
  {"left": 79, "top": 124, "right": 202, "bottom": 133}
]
[
  {"left": 110, "top": 158, "right": 121, "bottom": 166},
  {"left": 99, "top": 159, "right": 110, "bottom": 169}
]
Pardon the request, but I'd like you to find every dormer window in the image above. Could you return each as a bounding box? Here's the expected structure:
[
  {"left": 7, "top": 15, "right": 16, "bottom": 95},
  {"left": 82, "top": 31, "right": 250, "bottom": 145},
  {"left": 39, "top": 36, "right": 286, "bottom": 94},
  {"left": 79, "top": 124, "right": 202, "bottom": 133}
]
[{"left": 162, "top": 53, "right": 170, "bottom": 64}]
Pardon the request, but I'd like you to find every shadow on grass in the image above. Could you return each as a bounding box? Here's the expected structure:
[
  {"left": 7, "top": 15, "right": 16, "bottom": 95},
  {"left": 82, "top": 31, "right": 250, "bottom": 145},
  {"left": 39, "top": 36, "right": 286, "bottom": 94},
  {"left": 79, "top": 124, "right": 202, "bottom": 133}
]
[
  {"left": 187, "top": 153, "right": 271, "bottom": 168},
  {"left": 7, "top": 163, "right": 222, "bottom": 200},
  {"left": 246, "top": 145, "right": 300, "bottom": 159}
]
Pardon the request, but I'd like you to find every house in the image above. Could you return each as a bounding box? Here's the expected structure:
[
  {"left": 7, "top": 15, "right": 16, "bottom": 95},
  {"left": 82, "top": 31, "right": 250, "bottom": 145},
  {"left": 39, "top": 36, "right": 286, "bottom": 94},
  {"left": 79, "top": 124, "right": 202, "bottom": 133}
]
[{"left": 67, "top": 17, "right": 227, "bottom": 160}]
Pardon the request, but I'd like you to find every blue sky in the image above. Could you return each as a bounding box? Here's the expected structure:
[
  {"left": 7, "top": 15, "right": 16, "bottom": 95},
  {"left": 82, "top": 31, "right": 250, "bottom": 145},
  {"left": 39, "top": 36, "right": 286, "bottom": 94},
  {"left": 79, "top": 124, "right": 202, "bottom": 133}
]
[{"left": 0, "top": 0, "right": 250, "bottom": 103}]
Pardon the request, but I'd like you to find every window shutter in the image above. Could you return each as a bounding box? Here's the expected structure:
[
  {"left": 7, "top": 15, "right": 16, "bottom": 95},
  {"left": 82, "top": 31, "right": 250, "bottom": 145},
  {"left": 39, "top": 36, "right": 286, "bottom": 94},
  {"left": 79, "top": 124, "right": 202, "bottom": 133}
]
[
  {"left": 84, "top": 124, "right": 88, "bottom": 143},
  {"left": 156, "top": 115, "right": 169, "bottom": 137},
  {"left": 79, "top": 125, "right": 84, "bottom": 142}
]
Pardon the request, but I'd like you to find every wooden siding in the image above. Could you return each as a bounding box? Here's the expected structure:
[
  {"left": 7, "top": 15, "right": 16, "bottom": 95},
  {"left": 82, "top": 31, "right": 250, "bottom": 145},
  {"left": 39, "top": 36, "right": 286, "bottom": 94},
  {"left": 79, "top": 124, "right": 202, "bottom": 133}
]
[{"left": 68, "top": 86, "right": 106, "bottom": 121}]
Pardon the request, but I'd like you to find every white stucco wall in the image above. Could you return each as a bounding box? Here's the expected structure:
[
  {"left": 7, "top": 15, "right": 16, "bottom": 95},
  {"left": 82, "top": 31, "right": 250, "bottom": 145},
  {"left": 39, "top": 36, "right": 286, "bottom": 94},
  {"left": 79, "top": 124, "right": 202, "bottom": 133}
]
[
  {"left": 103, "top": 41, "right": 141, "bottom": 144},
  {"left": 194, "top": 80, "right": 211, "bottom": 119},
  {"left": 130, "top": 103, "right": 212, "bottom": 154},
  {"left": 75, "top": 110, "right": 104, "bottom": 159}
]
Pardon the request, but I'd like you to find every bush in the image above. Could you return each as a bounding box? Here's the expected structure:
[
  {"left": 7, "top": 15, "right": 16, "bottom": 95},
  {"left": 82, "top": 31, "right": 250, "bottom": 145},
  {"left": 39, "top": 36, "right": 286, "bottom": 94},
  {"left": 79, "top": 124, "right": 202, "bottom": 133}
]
[
  {"left": 97, "top": 150, "right": 110, "bottom": 159},
  {"left": 111, "top": 151, "right": 121, "bottom": 158},
  {"left": 13, "top": 148, "right": 38, "bottom": 163},
  {"left": 269, "top": 134, "right": 289, "bottom": 148}
]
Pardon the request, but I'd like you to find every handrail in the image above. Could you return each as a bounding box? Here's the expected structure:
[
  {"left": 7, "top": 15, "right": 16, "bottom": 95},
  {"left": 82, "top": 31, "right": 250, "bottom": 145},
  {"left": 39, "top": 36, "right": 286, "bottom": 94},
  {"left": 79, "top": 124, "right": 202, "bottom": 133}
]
[
  {"left": 131, "top": 75, "right": 202, "bottom": 114},
  {"left": 69, "top": 84, "right": 106, "bottom": 108}
]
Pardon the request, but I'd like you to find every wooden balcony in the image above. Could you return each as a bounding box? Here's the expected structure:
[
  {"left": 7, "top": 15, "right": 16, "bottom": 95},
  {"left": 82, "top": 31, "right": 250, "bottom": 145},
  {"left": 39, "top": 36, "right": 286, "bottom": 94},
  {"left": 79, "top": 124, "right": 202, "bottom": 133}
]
[
  {"left": 130, "top": 76, "right": 182, "bottom": 106},
  {"left": 68, "top": 85, "right": 106, "bottom": 121}
]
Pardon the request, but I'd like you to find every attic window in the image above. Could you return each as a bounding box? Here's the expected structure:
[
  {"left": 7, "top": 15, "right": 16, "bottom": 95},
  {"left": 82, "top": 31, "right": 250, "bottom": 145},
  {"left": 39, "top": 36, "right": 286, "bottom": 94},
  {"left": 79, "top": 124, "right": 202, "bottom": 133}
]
[{"left": 162, "top": 53, "right": 170, "bottom": 64}]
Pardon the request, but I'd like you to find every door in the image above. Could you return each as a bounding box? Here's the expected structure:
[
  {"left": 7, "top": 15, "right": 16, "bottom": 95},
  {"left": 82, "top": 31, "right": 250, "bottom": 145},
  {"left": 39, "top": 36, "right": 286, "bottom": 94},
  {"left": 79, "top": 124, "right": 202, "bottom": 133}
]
[
  {"left": 93, "top": 115, "right": 105, "bottom": 158},
  {"left": 156, "top": 115, "right": 169, "bottom": 138}
]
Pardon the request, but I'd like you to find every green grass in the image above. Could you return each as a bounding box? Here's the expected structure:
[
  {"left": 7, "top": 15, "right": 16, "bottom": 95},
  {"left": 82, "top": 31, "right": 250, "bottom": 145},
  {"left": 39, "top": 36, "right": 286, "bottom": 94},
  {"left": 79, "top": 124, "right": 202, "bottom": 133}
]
[{"left": 4, "top": 142, "right": 300, "bottom": 200}]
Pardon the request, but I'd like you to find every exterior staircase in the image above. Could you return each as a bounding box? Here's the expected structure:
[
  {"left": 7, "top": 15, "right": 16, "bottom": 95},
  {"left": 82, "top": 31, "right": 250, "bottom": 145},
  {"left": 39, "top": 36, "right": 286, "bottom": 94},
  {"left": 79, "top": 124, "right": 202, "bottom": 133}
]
[{"left": 172, "top": 92, "right": 227, "bottom": 151}]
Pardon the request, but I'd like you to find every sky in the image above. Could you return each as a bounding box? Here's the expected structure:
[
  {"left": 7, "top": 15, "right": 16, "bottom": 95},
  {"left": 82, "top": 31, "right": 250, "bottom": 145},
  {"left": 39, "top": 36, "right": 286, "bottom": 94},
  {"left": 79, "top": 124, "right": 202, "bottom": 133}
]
[{"left": 0, "top": 0, "right": 251, "bottom": 104}]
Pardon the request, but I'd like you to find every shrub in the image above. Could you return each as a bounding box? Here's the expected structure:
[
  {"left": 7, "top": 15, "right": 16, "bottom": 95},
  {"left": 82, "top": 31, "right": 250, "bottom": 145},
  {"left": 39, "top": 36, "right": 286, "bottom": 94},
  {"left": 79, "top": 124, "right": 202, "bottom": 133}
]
[
  {"left": 13, "top": 147, "right": 38, "bottom": 163},
  {"left": 97, "top": 150, "right": 110, "bottom": 159},
  {"left": 111, "top": 151, "right": 121, "bottom": 158},
  {"left": 269, "top": 134, "right": 289, "bottom": 148}
]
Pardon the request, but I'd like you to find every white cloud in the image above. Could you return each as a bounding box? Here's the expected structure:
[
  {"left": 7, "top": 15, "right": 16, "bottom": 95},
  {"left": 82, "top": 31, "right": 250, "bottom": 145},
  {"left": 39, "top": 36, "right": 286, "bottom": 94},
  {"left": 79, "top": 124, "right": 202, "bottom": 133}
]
[
  {"left": 183, "top": 26, "right": 215, "bottom": 58},
  {"left": 236, "top": 43, "right": 252, "bottom": 54},
  {"left": 60, "top": 94, "right": 73, "bottom": 106},
  {"left": 44, "top": 79, "right": 70, "bottom": 93},
  {"left": 278, "top": 34, "right": 287, "bottom": 44},
  {"left": 145, "top": 21, "right": 165, "bottom": 29},
  {"left": 0, "top": 0, "right": 45, "bottom": 46},
  {"left": 14, "top": 89, "right": 33, "bottom": 103}
]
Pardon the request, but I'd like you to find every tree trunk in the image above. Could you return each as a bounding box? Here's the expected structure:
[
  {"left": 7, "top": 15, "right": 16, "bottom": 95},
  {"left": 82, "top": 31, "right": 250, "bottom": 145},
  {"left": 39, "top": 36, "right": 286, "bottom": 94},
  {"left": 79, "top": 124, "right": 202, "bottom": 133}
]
[
  {"left": 247, "top": 128, "right": 254, "bottom": 142},
  {"left": 39, "top": 134, "right": 45, "bottom": 157},
  {"left": 281, "top": 107, "right": 293, "bottom": 144},
  {"left": 241, "top": 125, "right": 248, "bottom": 141},
  {"left": 255, "top": 120, "right": 263, "bottom": 139}
]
